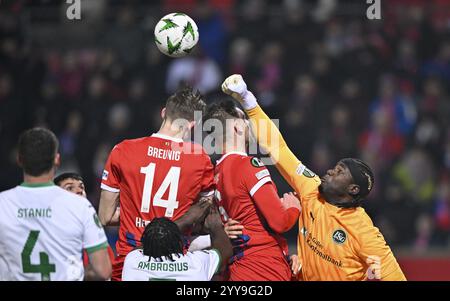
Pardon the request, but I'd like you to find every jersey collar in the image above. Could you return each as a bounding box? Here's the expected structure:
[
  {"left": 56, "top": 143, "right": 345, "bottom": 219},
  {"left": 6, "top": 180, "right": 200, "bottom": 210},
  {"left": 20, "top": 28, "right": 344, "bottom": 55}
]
[
  {"left": 151, "top": 133, "right": 183, "bottom": 143},
  {"left": 20, "top": 182, "right": 55, "bottom": 188},
  {"left": 216, "top": 151, "right": 248, "bottom": 165}
]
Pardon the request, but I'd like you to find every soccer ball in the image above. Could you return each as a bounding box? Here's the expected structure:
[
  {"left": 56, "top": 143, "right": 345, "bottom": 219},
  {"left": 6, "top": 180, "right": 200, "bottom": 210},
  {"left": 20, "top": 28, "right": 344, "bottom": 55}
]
[{"left": 154, "top": 13, "right": 199, "bottom": 58}]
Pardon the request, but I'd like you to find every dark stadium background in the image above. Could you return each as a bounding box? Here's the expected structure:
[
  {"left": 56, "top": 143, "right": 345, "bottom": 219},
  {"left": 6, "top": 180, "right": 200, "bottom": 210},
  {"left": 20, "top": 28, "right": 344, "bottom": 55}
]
[{"left": 1, "top": 0, "right": 449, "bottom": 280}]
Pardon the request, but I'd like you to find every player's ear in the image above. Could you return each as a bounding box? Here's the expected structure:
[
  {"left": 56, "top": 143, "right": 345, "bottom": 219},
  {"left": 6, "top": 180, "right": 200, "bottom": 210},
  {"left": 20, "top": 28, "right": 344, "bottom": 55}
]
[
  {"left": 234, "top": 119, "right": 244, "bottom": 136},
  {"left": 348, "top": 184, "right": 360, "bottom": 197},
  {"left": 161, "top": 107, "right": 166, "bottom": 119},
  {"left": 187, "top": 120, "right": 196, "bottom": 131},
  {"left": 54, "top": 153, "right": 61, "bottom": 168}
]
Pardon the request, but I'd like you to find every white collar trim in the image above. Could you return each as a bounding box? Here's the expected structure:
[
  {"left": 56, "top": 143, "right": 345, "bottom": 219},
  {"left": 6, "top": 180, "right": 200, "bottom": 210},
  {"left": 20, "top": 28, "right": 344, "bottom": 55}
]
[
  {"left": 216, "top": 151, "right": 248, "bottom": 165},
  {"left": 151, "top": 133, "right": 183, "bottom": 143}
]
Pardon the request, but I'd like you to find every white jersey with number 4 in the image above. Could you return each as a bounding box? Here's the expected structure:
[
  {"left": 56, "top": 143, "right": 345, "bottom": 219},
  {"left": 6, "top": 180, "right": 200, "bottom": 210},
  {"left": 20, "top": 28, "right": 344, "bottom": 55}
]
[
  {"left": 122, "top": 248, "right": 221, "bottom": 281},
  {"left": 0, "top": 183, "right": 108, "bottom": 281}
]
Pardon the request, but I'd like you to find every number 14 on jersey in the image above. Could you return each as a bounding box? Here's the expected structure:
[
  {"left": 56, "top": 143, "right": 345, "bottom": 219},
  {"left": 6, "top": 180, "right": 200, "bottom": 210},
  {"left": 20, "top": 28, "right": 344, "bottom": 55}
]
[{"left": 140, "top": 163, "right": 180, "bottom": 218}]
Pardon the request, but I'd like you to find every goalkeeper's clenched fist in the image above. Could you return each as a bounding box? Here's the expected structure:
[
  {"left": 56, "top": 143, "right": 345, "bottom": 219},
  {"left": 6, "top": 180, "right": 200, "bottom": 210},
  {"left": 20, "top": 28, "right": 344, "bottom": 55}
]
[{"left": 221, "top": 74, "right": 258, "bottom": 110}]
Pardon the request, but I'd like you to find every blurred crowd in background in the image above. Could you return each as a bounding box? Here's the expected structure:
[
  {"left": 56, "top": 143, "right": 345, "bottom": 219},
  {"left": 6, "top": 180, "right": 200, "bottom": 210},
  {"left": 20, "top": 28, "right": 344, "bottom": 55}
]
[{"left": 1, "top": 0, "right": 450, "bottom": 254}]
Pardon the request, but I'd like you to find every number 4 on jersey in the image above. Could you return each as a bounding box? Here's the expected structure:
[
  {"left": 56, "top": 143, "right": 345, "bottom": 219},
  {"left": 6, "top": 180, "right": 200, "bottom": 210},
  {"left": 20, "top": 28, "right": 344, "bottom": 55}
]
[
  {"left": 140, "top": 163, "right": 180, "bottom": 218},
  {"left": 21, "top": 230, "right": 56, "bottom": 281}
]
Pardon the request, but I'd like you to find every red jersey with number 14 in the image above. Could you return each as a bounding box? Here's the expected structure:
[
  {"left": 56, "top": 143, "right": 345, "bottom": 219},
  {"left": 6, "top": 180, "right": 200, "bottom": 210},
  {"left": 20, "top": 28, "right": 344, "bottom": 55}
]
[{"left": 101, "top": 133, "right": 215, "bottom": 257}]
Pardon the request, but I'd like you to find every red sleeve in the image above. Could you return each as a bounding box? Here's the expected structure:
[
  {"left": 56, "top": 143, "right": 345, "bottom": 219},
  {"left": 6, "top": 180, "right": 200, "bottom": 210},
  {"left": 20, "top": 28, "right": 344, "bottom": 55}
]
[
  {"left": 100, "top": 144, "right": 122, "bottom": 193},
  {"left": 242, "top": 157, "right": 300, "bottom": 233},
  {"left": 107, "top": 246, "right": 115, "bottom": 261},
  {"left": 82, "top": 250, "right": 89, "bottom": 267},
  {"left": 252, "top": 183, "right": 300, "bottom": 233},
  {"left": 199, "top": 154, "right": 215, "bottom": 196}
]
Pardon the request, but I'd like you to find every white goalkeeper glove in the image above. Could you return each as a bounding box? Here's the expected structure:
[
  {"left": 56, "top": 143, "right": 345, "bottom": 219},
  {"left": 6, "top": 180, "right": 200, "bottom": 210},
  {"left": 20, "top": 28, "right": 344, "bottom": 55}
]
[{"left": 221, "top": 74, "right": 258, "bottom": 110}]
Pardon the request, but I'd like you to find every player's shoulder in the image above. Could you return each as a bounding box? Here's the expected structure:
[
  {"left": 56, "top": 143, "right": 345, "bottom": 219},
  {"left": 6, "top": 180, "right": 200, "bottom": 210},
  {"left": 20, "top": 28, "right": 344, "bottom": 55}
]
[
  {"left": 0, "top": 187, "right": 19, "bottom": 209},
  {"left": 57, "top": 187, "right": 94, "bottom": 209},
  {"left": 186, "top": 249, "right": 217, "bottom": 260},
  {"left": 0, "top": 186, "right": 18, "bottom": 199},
  {"left": 125, "top": 249, "right": 145, "bottom": 261},
  {"left": 116, "top": 137, "right": 149, "bottom": 149},
  {"left": 219, "top": 153, "right": 265, "bottom": 168},
  {"left": 218, "top": 154, "right": 268, "bottom": 177},
  {"left": 351, "top": 212, "right": 388, "bottom": 250},
  {"left": 43, "top": 187, "right": 96, "bottom": 215},
  {"left": 180, "top": 142, "right": 213, "bottom": 165},
  {"left": 236, "top": 156, "right": 268, "bottom": 174},
  {"left": 343, "top": 207, "right": 381, "bottom": 237},
  {"left": 181, "top": 141, "right": 209, "bottom": 156}
]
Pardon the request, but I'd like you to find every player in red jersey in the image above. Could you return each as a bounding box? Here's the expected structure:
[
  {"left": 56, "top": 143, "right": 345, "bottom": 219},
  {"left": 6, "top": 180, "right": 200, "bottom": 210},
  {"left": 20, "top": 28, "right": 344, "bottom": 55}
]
[
  {"left": 98, "top": 86, "right": 215, "bottom": 281},
  {"left": 205, "top": 100, "right": 301, "bottom": 281}
]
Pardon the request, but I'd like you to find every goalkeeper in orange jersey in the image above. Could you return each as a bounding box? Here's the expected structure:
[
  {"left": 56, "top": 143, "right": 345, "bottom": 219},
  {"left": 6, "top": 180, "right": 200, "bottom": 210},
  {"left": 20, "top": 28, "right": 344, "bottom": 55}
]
[{"left": 222, "top": 74, "right": 406, "bottom": 281}]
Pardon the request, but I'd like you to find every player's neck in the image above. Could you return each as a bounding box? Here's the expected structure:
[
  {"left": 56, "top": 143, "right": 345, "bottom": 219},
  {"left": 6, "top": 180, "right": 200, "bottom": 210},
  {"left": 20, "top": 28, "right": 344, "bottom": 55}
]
[
  {"left": 223, "top": 140, "right": 247, "bottom": 155},
  {"left": 23, "top": 171, "right": 55, "bottom": 185},
  {"left": 158, "top": 121, "right": 187, "bottom": 140},
  {"left": 322, "top": 192, "right": 358, "bottom": 209}
]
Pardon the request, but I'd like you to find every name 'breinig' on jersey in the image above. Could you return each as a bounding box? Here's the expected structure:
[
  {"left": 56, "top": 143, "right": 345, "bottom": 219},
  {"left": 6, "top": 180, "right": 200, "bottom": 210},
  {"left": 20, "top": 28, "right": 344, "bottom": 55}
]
[{"left": 147, "top": 146, "right": 181, "bottom": 161}]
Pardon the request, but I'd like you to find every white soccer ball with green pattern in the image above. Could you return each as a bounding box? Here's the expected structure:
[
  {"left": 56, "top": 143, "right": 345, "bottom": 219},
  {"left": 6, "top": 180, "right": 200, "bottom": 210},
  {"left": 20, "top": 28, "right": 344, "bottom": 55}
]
[{"left": 154, "top": 13, "right": 199, "bottom": 58}]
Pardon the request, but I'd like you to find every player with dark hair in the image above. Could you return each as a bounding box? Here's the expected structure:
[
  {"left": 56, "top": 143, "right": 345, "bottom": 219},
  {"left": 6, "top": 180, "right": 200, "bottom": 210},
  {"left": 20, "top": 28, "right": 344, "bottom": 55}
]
[
  {"left": 0, "top": 128, "right": 111, "bottom": 281},
  {"left": 222, "top": 75, "right": 406, "bottom": 281},
  {"left": 99, "top": 85, "right": 216, "bottom": 281},
  {"left": 122, "top": 205, "right": 233, "bottom": 281},
  {"left": 141, "top": 218, "right": 185, "bottom": 261},
  {"left": 204, "top": 100, "right": 301, "bottom": 281},
  {"left": 54, "top": 171, "right": 116, "bottom": 281},
  {"left": 54, "top": 172, "right": 87, "bottom": 198}
]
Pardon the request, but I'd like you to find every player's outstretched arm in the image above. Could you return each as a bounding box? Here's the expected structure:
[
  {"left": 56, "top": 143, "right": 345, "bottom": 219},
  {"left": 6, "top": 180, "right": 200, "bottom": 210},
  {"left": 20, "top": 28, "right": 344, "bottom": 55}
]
[{"left": 222, "top": 75, "right": 320, "bottom": 196}]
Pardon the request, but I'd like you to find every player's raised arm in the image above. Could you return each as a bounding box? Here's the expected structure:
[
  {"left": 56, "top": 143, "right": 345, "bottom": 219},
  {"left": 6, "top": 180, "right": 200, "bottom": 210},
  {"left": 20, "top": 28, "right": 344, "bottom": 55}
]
[{"left": 222, "top": 75, "right": 320, "bottom": 197}]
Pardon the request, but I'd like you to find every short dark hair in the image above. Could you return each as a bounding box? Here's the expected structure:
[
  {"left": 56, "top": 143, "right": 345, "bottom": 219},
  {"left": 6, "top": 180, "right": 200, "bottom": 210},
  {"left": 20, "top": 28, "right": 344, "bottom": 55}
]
[
  {"left": 204, "top": 99, "right": 246, "bottom": 142},
  {"left": 141, "top": 218, "right": 184, "bottom": 261},
  {"left": 205, "top": 99, "right": 243, "bottom": 122},
  {"left": 54, "top": 172, "right": 84, "bottom": 186},
  {"left": 165, "top": 85, "right": 206, "bottom": 122},
  {"left": 18, "top": 127, "right": 59, "bottom": 177}
]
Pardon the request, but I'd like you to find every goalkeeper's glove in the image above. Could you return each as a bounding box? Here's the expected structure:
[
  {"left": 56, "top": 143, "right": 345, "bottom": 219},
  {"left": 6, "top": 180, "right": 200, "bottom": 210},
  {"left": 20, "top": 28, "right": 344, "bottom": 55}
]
[{"left": 221, "top": 74, "right": 258, "bottom": 110}]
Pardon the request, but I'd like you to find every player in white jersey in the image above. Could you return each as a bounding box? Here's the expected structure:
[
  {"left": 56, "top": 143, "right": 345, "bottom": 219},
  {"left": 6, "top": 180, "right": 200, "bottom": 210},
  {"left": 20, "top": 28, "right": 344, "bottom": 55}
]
[
  {"left": 122, "top": 205, "right": 232, "bottom": 281},
  {"left": 54, "top": 172, "right": 117, "bottom": 281},
  {"left": 0, "top": 128, "right": 111, "bottom": 281}
]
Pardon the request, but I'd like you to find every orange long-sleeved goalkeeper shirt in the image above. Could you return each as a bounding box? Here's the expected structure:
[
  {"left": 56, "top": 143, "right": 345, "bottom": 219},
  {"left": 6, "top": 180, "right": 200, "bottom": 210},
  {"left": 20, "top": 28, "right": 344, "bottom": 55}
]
[{"left": 246, "top": 105, "right": 406, "bottom": 281}]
